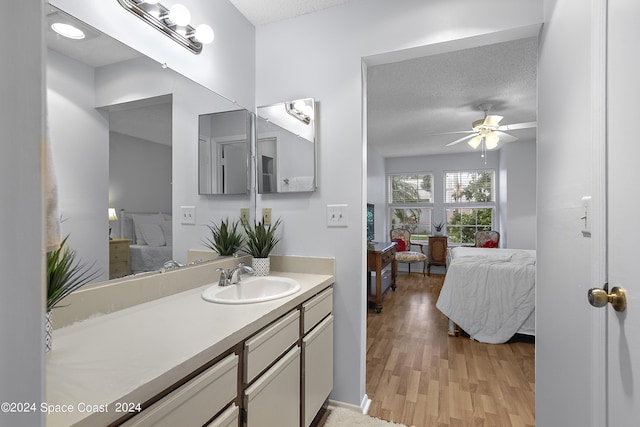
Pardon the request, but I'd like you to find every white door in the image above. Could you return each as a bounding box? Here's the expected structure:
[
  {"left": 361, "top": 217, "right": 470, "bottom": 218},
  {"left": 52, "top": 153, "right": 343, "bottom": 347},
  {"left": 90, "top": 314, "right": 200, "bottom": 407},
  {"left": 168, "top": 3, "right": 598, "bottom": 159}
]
[{"left": 602, "top": 0, "right": 640, "bottom": 424}]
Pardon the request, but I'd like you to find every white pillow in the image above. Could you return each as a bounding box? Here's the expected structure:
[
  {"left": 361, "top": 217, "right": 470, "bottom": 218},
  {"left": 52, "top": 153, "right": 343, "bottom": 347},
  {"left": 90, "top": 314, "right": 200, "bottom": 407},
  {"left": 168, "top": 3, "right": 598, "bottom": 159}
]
[
  {"left": 132, "top": 213, "right": 165, "bottom": 244},
  {"left": 138, "top": 223, "right": 166, "bottom": 247},
  {"left": 161, "top": 220, "right": 173, "bottom": 246}
]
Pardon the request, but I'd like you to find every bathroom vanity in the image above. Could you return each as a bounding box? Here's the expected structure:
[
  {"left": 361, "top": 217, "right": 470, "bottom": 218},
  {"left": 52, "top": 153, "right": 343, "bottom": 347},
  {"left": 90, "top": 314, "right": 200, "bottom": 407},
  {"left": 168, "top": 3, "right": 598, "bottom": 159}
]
[{"left": 46, "top": 259, "right": 334, "bottom": 427}]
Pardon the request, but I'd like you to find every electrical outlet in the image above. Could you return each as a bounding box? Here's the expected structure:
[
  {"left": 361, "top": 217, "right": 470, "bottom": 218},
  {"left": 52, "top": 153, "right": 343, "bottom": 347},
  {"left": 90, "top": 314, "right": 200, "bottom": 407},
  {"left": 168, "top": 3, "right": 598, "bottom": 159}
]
[
  {"left": 240, "top": 208, "right": 250, "bottom": 225},
  {"left": 262, "top": 208, "right": 272, "bottom": 226},
  {"left": 327, "top": 204, "right": 348, "bottom": 227},
  {"left": 180, "top": 206, "right": 196, "bottom": 225}
]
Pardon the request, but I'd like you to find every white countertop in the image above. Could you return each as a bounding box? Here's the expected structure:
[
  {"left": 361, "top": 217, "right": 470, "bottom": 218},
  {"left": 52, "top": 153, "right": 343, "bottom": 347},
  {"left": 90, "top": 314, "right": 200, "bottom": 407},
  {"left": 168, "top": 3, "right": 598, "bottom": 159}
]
[{"left": 45, "top": 271, "right": 334, "bottom": 427}]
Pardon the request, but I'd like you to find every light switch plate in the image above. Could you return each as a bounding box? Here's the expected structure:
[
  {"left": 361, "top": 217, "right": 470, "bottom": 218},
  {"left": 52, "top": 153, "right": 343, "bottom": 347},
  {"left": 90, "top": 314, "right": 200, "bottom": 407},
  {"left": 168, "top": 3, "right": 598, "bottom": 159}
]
[
  {"left": 327, "top": 204, "right": 348, "bottom": 227},
  {"left": 240, "top": 208, "right": 250, "bottom": 225},
  {"left": 262, "top": 208, "right": 272, "bottom": 226},
  {"left": 181, "top": 206, "right": 196, "bottom": 225}
]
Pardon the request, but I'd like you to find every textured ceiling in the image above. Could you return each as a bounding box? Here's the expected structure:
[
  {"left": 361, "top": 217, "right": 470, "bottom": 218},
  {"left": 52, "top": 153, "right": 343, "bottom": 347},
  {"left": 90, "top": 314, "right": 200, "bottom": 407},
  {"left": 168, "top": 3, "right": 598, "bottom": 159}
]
[
  {"left": 228, "top": 0, "right": 355, "bottom": 25},
  {"left": 367, "top": 36, "right": 538, "bottom": 158}
]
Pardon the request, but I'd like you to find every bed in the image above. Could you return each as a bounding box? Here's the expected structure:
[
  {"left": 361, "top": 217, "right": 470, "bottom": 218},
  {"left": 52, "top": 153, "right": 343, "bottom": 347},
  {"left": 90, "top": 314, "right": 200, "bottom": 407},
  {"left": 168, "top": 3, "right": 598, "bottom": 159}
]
[
  {"left": 115, "top": 211, "right": 173, "bottom": 274},
  {"left": 435, "top": 246, "right": 536, "bottom": 344}
]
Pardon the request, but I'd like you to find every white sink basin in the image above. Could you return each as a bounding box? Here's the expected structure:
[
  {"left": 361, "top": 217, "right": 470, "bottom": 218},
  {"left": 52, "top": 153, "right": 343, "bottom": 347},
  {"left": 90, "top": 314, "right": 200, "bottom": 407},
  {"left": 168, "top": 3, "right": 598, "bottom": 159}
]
[{"left": 201, "top": 276, "right": 301, "bottom": 304}]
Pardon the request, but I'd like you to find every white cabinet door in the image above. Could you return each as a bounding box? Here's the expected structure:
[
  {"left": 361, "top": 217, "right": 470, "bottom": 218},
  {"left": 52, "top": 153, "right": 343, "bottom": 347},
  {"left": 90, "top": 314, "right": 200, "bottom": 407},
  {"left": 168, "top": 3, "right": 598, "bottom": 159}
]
[
  {"left": 303, "top": 315, "right": 333, "bottom": 427},
  {"left": 244, "top": 347, "right": 300, "bottom": 427}
]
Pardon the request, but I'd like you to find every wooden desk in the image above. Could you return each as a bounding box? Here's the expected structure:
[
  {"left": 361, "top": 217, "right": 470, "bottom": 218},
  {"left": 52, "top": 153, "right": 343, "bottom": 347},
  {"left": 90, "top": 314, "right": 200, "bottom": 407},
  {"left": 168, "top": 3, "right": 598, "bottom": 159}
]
[{"left": 367, "top": 241, "right": 397, "bottom": 313}]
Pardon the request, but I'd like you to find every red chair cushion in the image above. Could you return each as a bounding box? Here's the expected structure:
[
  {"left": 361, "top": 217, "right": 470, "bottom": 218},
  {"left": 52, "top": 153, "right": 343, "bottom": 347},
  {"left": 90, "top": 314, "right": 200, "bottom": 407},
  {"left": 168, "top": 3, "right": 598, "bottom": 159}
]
[
  {"left": 393, "top": 238, "right": 406, "bottom": 252},
  {"left": 482, "top": 240, "right": 498, "bottom": 248}
]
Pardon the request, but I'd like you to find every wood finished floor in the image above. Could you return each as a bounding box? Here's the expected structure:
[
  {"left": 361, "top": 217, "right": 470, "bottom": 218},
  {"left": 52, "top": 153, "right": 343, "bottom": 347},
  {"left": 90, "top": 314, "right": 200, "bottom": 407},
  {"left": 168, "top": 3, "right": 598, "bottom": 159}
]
[{"left": 365, "top": 273, "right": 535, "bottom": 427}]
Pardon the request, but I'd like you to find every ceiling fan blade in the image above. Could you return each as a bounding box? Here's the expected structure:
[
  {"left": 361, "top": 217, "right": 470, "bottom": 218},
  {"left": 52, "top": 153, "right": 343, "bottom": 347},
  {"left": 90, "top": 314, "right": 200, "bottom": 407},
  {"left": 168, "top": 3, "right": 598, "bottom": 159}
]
[
  {"left": 497, "top": 121, "right": 537, "bottom": 131},
  {"left": 494, "top": 131, "right": 518, "bottom": 143},
  {"left": 427, "top": 130, "right": 476, "bottom": 136},
  {"left": 483, "top": 115, "right": 503, "bottom": 127},
  {"left": 446, "top": 133, "right": 477, "bottom": 146}
]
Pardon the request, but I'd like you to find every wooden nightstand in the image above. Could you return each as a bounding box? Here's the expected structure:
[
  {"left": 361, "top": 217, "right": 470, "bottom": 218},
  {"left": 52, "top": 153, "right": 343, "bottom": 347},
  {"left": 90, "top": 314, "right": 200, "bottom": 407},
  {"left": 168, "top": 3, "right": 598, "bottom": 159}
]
[
  {"left": 427, "top": 236, "right": 448, "bottom": 276},
  {"left": 109, "top": 238, "right": 131, "bottom": 279}
]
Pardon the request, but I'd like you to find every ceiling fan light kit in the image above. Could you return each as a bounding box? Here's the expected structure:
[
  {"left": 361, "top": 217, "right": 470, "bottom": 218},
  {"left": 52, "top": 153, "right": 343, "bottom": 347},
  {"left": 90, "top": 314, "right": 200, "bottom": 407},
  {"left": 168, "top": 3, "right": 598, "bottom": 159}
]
[{"left": 443, "top": 103, "right": 537, "bottom": 160}]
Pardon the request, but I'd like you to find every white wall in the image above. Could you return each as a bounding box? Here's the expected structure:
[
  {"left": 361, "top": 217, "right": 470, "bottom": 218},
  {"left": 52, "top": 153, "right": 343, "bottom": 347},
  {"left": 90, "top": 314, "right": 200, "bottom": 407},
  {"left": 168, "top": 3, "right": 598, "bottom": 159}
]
[
  {"left": 47, "top": 49, "right": 110, "bottom": 283},
  {"left": 0, "top": 3, "right": 45, "bottom": 426},
  {"left": 109, "top": 132, "right": 172, "bottom": 214},
  {"left": 537, "top": 0, "right": 594, "bottom": 425},
  {"left": 500, "top": 140, "right": 536, "bottom": 249},
  {"left": 256, "top": 0, "right": 544, "bottom": 407},
  {"left": 366, "top": 145, "right": 387, "bottom": 242}
]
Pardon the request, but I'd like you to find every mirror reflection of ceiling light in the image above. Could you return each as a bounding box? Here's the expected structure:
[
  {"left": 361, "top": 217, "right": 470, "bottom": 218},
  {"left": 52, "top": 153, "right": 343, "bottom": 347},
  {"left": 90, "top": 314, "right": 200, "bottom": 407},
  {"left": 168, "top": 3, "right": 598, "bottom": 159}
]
[
  {"left": 286, "top": 100, "right": 313, "bottom": 125},
  {"left": 117, "top": 0, "right": 214, "bottom": 54},
  {"left": 51, "top": 22, "right": 85, "bottom": 39}
]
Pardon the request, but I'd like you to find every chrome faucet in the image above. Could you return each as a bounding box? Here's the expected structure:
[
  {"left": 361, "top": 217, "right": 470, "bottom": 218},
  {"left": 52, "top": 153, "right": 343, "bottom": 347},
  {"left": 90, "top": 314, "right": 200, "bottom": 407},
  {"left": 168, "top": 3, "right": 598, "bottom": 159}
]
[
  {"left": 163, "top": 260, "right": 185, "bottom": 271},
  {"left": 217, "top": 263, "right": 255, "bottom": 286}
]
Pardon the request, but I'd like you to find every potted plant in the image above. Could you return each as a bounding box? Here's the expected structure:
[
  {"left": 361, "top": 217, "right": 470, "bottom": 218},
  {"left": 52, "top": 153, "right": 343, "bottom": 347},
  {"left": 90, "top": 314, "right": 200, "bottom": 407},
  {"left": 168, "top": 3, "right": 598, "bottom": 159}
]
[
  {"left": 242, "top": 218, "right": 282, "bottom": 276},
  {"left": 46, "top": 235, "right": 100, "bottom": 352},
  {"left": 433, "top": 221, "right": 445, "bottom": 236},
  {"left": 203, "top": 218, "right": 245, "bottom": 256}
]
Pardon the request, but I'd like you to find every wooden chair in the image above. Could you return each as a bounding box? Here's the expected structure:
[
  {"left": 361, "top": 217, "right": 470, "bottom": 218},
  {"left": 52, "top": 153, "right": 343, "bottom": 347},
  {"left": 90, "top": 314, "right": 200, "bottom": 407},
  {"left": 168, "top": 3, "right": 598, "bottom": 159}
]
[
  {"left": 474, "top": 230, "right": 500, "bottom": 248},
  {"left": 390, "top": 229, "right": 427, "bottom": 275}
]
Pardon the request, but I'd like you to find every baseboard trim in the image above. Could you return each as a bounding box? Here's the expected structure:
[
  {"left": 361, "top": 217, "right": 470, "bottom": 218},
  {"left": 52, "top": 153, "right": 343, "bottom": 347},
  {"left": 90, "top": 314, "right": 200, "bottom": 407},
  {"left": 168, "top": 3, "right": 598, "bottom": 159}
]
[{"left": 327, "top": 394, "right": 372, "bottom": 415}]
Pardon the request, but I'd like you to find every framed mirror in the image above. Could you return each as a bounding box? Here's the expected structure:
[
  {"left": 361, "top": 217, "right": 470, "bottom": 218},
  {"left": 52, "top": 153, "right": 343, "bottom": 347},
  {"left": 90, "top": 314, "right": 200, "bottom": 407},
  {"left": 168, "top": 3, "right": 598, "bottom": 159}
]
[
  {"left": 256, "top": 98, "right": 317, "bottom": 193},
  {"left": 198, "top": 109, "right": 252, "bottom": 195}
]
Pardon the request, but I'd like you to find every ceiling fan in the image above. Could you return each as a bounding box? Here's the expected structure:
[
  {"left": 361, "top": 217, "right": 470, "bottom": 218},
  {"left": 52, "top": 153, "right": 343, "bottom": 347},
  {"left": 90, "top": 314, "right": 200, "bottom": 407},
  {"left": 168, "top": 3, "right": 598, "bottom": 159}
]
[{"left": 442, "top": 103, "right": 537, "bottom": 150}]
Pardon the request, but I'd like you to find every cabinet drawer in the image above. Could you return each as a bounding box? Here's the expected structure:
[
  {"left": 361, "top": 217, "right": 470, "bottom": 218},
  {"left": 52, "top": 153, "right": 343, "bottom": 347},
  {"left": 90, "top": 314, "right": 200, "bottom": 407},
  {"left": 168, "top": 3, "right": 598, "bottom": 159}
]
[
  {"left": 244, "top": 347, "right": 300, "bottom": 427},
  {"left": 245, "top": 310, "right": 299, "bottom": 383},
  {"left": 122, "top": 354, "right": 238, "bottom": 427},
  {"left": 205, "top": 404, "right": 239, "bottom": 427},
  {"left": 303, "top": 315, "right": 334, "bottom": 427},
  {"left": 109, "top": 261, "right": 129, "bottom": 278},
  {"left": 302, "top": 287, "right": 333, "bottom": 334},
  {"left": 381, "top": 249, "right": 395, "bottom": 266}
]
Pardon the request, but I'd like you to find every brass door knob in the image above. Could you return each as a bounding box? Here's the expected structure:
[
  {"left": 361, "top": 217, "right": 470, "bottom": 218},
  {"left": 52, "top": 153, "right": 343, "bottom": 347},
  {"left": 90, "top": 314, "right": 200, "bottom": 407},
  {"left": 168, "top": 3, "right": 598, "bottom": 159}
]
[{"left": 587, "top": 286, "right": 627, "bottom": 312}]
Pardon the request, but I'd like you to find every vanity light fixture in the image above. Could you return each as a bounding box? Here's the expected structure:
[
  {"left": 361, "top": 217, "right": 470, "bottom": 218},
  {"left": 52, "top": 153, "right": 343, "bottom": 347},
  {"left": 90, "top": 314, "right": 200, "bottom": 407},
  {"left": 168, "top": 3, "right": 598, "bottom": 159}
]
[
  {"left": 285, "top": 100, "right": 313, "bottom": 125},
  {"left": 117, "top": 0, "right": 214, "bottom": 54}
]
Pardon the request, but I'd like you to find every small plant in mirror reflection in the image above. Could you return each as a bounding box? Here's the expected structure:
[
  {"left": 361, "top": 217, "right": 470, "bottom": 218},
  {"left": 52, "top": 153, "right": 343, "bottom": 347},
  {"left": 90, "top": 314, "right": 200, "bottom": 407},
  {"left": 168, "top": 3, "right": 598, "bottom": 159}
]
[
  {"left": 47, "top": 235, "right": 101, "bottom": 311},
  {"left": 203, "top": 218, "right": 245, "bottom": 256},
  {"left": 242, "top": 218, "right": 282, "bottom": 258}
]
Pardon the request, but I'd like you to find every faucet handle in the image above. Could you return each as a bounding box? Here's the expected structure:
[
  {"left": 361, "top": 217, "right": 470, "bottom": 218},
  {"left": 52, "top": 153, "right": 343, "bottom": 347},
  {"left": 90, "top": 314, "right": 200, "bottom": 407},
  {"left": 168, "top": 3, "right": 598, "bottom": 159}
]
[{"left": 216, "top": 267, "right": 230, "bottom": 286}]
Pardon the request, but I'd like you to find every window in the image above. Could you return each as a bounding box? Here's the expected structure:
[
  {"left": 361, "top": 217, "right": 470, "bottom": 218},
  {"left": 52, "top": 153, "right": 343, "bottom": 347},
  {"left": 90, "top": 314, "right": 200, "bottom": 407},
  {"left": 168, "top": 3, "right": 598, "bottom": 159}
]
[
  {"left": 388, "top": 173, "right": 433, "bottom": 239},
  {"left": 445, "top": 170, "right": 495, "bottom": 203},
  {"left": 444, "top": 170, "right": 495, "bottom": 244},
  {"left": 445, "top": 207, "right": 494, "bottom": 244}
]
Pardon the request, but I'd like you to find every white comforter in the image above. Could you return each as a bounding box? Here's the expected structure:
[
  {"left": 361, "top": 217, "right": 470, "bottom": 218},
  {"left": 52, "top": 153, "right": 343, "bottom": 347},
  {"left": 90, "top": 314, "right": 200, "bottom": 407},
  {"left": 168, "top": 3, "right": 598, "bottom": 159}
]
[{"left": 436, "top": 248, "right": 536, "bottom": 344}]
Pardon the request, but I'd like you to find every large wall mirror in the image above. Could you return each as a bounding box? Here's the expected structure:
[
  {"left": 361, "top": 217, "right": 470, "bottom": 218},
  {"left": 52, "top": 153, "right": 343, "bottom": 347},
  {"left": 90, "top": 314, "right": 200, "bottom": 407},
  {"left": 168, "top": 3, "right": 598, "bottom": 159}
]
[
  {"left": 256, "top": 98, "right": 317, "bottom": 193},
  {"left": 45, "top": 5, "right": 253, "bottom": 284},
  {"left": 198, "top": 109, "right": 252, "bottom": 195}
]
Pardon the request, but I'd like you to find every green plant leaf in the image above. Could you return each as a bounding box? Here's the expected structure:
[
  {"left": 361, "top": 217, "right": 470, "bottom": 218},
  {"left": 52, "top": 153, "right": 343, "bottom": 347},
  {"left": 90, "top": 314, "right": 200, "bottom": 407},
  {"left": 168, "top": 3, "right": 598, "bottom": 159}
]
[
  {"left": 47, "top": 236, "right": 101, "bottom": 311},
  {"left": 202, "top": 218, "right": 245, "bottom": 256},
  {"left": 242, "top": 218, "right": 281, "bottom": 258}
]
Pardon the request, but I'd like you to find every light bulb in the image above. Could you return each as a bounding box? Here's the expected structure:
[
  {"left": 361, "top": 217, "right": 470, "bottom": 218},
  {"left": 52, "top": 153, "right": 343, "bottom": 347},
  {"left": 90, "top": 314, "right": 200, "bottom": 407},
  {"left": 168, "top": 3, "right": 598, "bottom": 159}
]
[
  {"left": 302, "top": 105, "right": 314, "bottom": 118},
  {"left": 468, "top": 135, "right": 482, "bottom": 149},
  {"left": 194, "top": 24, "right": 214, "bottom": 44},
  {"left": 51, "top": 23, "right": 85, "bottom": 39},
  {"left": 169, "top": 4, "right": 191, "bottom": 26},
  {"left": 485, "top": 132, "right": 499, "bottom": 149},
  {"left": 293, "top": 100, "right": 306, "bottom": 112}
]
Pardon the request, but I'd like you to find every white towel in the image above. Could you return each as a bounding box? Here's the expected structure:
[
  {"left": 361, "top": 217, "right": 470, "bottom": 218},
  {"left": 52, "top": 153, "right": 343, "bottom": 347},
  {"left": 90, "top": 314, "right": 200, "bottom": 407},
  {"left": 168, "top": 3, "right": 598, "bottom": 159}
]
[
  {"left": 287, "top": 176, "right": 314, "bottom": 191},
  {"left": 43, "top": 119, "right": 61, "bottom": 252}
]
